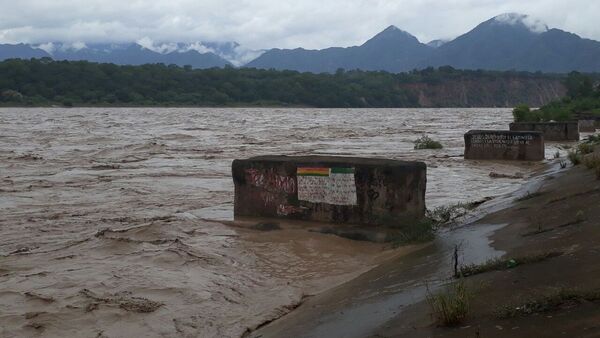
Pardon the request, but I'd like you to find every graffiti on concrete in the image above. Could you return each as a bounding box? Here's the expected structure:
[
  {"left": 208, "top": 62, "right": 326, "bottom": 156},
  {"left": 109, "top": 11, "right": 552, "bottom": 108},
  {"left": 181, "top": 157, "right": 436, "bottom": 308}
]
[
  {"left": 245, "top": 168, "right": 296, "bottom": 194},
  {"left": 297, "top": 167, "right": 357, "bottom": 205},
  {"left": 470, "top": 133, "right": 534, "bottom": 148}
]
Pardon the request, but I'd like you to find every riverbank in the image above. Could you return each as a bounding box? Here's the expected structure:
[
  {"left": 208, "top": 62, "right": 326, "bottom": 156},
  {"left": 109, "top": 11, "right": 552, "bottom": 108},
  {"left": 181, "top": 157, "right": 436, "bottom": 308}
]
[
  {"left": 371, "top": 164, "right": 600, "bottom": 338},
  {"left": 249, "top": 161, "right": 600, "bottom": 338}
]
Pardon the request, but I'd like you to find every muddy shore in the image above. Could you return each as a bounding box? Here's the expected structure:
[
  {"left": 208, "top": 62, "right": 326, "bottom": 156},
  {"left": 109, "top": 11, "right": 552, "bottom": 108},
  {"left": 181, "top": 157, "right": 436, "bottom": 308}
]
[{"left": 251, "top": 163, "right": 600, "bottom": 338}]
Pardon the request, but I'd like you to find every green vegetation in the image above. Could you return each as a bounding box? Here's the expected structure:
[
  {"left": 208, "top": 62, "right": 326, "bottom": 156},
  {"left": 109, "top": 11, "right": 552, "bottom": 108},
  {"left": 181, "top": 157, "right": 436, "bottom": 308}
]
[
  {"left": 427, "top": 279, "right": 472, "bottom": 326},
  {"left": 513, "top": 71, "right": 600, "bottom": 122},
  {"left": 512, "top": 104, "right": 533, "bottom": 122},
  {"left": 497, "top": 288, "right": 600, "bottom": 318},
  {"left": 456, "top": 251, "right": 562, "bottom": 278},
  {"left": 413, "top": 135, "right": 443, "bottom": 150},
  {"left": 567, "top": 150, "right": 582, "bottom": 165},
  {"left": 0, "top": 58, "right": 584, "bottom": 108},
  {"left": 568, "top": 135, "right": 600, "bottom": 169}
]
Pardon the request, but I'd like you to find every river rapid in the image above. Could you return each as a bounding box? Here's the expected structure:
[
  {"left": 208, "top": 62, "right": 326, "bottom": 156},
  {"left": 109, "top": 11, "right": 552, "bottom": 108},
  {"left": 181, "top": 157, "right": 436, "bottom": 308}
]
[{"left": 0, "top": 108, "right": 559, "bottom": 337}]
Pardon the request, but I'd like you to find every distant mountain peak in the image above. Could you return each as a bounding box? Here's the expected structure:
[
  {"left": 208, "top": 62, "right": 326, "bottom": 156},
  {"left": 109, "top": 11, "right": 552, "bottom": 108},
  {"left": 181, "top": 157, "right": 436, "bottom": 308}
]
[
  {"left": 427, "top": 39, "right": 448, "bottom": 48},
  {"left": 363, "top": 25, "right": 421, "bottom": 47},
  {"left": 379, "top": 25, "right": 413, "bottom": 37},
  {"left": 491, "top": 12, "right": 548, "bottom": 33}
]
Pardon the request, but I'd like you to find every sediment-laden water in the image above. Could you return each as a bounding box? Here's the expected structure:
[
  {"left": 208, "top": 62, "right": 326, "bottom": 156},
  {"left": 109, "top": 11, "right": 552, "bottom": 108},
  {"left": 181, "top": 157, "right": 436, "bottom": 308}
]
[{"left": 0, "top": 108, "right": 563, "bottom": 337}]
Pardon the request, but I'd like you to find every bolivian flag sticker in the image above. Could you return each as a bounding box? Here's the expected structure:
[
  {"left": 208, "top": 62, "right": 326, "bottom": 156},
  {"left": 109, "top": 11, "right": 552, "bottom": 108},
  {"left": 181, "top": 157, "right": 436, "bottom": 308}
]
[{"left": 297, "top": 167, "right": 357, "bottom": 205}]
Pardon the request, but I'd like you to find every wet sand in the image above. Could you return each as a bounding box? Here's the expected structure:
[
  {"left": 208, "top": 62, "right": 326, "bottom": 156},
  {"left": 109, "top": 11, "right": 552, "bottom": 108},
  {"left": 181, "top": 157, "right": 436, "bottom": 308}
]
[{"left": 0, "top": 107, "right": 571, "bottom": 337}]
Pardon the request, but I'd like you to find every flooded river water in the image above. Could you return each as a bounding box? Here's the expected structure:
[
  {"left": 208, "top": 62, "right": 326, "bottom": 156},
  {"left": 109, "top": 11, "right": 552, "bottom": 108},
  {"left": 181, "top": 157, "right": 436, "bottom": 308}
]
[{"left": 0, "top": 108, "right": 561, "bottom": 337}]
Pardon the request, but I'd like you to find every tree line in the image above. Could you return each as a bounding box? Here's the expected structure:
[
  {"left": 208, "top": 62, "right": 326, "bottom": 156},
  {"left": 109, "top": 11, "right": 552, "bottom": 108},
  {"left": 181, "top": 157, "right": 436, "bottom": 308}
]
[
  {"left": 513, "top": 72, "right": 600, "bottom": 122},
  {"left": 0, "top": 57, "right": 590, "bottom": 108}
]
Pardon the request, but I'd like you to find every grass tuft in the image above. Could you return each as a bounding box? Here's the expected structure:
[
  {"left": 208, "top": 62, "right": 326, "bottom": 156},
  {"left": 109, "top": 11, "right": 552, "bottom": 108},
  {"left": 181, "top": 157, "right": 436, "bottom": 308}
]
[
  {"left": 427, "top": 279, "right": 471, "bottom": 326},
  {"left": 559, "top": 160, "right": 567, "bottom": 169},
  {"left": 568, "top": 150, "right": 582, "bottom": 165},
  {"left": 496, "top": 288, "right": 600, "bottom": 318},
  {"left": 456, "top": 251, "right": 562, "bottom": 278}
]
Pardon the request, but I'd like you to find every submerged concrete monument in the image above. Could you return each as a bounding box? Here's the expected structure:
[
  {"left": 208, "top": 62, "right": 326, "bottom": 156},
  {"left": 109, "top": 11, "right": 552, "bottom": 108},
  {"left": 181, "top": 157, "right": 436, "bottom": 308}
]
[
  {"left": 464, "top": 130, "right": 545, "bottom": 161},
  {"left": 509, "top": 122, "right": 579, "bottom": 141},
  {"left": 232, "top": 156, "right": 426, "bottom": 226}
]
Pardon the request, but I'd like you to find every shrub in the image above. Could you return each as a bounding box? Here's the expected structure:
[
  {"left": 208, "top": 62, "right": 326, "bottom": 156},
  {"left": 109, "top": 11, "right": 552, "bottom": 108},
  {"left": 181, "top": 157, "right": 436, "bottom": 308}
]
[
  {"left": 414, "top": 136, "right": 443, "bottom": 150},
  {"left": 512, "top": 104, "right": 531, "bottom": 122},
  {"left": 427, "top": 279, "right": 471, "bottom": 326},
  {"left": 578, "top": 143, "right": 595, "bottom": 155},
  {"left": 583, "top": 155, "right": 600, "bottom": 169},
  {"left": 567, "top": 150, "right": 582, "bottom": 165}
]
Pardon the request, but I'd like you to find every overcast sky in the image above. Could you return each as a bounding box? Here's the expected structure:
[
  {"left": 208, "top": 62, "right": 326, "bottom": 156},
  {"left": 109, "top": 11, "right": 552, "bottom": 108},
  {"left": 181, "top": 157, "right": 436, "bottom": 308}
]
[{"left": 0, "top": 0, "right": 598, "bottom": 49}]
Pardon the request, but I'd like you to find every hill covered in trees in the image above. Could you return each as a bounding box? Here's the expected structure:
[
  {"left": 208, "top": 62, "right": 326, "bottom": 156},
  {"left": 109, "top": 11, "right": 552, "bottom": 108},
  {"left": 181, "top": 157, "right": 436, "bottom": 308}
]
[
  {"left": 0, "top": 58, "right": 571, "bottom": 108},
  {"left": 513, "top": 72, "right": 600, "bottom": 121}
]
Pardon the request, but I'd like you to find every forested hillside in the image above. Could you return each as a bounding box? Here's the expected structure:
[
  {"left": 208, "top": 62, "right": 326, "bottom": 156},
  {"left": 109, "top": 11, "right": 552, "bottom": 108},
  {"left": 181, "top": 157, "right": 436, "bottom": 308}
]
[{"left": 0, "top": 58, "right": 571, "bottom": 108}]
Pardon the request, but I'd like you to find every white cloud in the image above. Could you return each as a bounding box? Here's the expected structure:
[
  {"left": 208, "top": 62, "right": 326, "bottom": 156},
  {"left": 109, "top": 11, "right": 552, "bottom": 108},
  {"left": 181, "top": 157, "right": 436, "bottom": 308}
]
[
  {"left": 493, "top": 13, "right": 548, "bottom": 33},
  {"left": 0, "top": 0, "right": 598, "bottom": 50}
]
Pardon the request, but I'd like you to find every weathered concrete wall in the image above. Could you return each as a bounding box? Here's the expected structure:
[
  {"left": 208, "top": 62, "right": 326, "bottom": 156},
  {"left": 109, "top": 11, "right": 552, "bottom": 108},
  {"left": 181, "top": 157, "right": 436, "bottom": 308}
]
[
  {"left": 232, "top": 156, "right": 426, "bottom": 226},
  {"left": 509, "top": 122, "right": 579, "bottom": 141},
  {"left": 575, "top": 112, "right": 600, "bottom": 132},
  {"left": 464, "top": 130, "right": 545, "bottom": 161},
  {"left": 579, "top": 120, "right": 598, "bottom": 132}
]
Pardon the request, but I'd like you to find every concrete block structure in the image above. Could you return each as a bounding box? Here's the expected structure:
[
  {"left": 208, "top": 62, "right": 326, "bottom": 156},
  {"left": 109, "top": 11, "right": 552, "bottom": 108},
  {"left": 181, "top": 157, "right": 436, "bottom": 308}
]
[
  {"left": 464, "top": 130, "right": 545, "bottom": 161},
  {"left": 232, "top": 156, "right": 426, "bottom": 226},
  {"left": 509, "top": 122, "right": 579, "bottom": 141}
]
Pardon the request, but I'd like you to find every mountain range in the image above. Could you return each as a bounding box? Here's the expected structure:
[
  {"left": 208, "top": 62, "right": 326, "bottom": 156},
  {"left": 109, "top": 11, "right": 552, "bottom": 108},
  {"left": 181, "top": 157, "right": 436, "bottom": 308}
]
[{"left": 1, "top": 13, "right": 600, "bottom": 73}]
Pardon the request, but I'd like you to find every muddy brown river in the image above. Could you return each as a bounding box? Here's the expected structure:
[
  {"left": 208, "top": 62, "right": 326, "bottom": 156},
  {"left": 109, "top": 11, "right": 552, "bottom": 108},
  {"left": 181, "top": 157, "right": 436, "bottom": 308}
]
[{"left": 0, "top": 108, "right": 562, "bottom": 337}]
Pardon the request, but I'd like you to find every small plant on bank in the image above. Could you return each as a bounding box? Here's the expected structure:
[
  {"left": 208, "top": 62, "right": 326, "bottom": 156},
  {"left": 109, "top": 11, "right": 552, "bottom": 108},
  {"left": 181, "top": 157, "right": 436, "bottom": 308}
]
[
  {"left": 427, "top": 279, "right": 471, "bottom": 326},
  {"left": 559, "top": 160, "right": 567, "bottom": 169},
  {"left": 413, "top": 135, "right": 443, "bottom": 150},
  {"left": 567, "top": 150, "right": 582, "bottom": 165},
  {"left": 578, "top": 143, "right": 595, "bottom": 155},
  {"left": 553, "top": 150, "right": 561, "bottom": 159},
  {"left": 456, "top": 251, "right": 563, "bottom": 278},
  {"left": 496, "top": 288, "right": 600, "bottom": 319}
]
